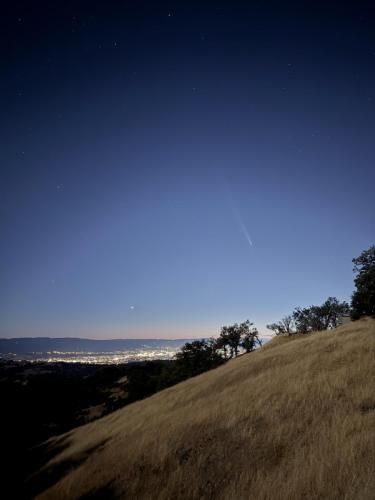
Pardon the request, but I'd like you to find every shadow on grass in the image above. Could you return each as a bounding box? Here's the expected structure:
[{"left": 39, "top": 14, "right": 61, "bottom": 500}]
[
  {"left": 79, "top": 481, "right": 116, "bottom": 499},
  {"left": 24, "top": 435, "right": 110, "bottom": 499}
]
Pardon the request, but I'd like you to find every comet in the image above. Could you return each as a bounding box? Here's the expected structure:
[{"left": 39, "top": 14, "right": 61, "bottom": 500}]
[{"left": 228, "top": 196, "right": 254, "bottom": 249}]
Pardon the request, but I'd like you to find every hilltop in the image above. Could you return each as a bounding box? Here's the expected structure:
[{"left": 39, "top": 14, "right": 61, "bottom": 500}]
[{"left": 33, "top": 318, "right": 375, "bottom": 499}]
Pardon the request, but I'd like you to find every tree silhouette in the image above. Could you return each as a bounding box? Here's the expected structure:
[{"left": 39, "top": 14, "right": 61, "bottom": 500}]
[
  {"left": 218, "top": 320, "right": 260, "bottom": 357},
  {"left": 174, "top": 339, "right": 224, "bottom": 378},
  {"left": 267, "top": 315, "right": 294, "bottom": 336},
  {"left": 293, "top": 297, "right": 349, "bottom": 333},
  {"left": 351, "top": 245, "right": 375, "bottom": 319}
]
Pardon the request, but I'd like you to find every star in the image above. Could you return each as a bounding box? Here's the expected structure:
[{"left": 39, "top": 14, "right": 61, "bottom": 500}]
[{"left": 130, "top": 305, "right": 135, "bottom": 310}]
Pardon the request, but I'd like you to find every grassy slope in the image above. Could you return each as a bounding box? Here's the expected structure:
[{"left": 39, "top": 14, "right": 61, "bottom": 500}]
[{"left": 36, "top": 318, "right": 375, "bottom": 500}]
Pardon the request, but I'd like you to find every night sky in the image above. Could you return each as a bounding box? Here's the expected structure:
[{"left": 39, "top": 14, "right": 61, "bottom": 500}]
[{"left": 1, "top": 2, "right": 374, "bottom": 338}]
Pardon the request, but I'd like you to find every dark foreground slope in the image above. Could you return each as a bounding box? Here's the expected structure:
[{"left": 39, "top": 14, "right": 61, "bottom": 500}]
[{"left": 34, "top": 318, "right": 375, "bottom": 500}]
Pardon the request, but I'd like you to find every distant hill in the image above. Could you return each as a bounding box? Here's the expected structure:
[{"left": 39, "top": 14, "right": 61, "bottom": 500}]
[{"left": 33, "top": 318, "right": 375, "bottom": 499}]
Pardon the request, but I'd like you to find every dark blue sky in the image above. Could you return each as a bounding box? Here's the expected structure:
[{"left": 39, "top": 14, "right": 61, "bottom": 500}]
[{"left": 1, "top": 2, "right": 374, "bottom": 338}]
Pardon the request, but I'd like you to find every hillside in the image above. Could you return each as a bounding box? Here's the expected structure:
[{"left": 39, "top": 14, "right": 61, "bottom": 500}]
[{"left": 33, "top": 318, "right": 375, "bottom": 499}]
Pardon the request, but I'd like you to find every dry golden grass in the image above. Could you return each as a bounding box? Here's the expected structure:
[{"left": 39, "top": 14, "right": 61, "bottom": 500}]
[{"left": 35, "top": 318, "right": 375, "bottom": 499}]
